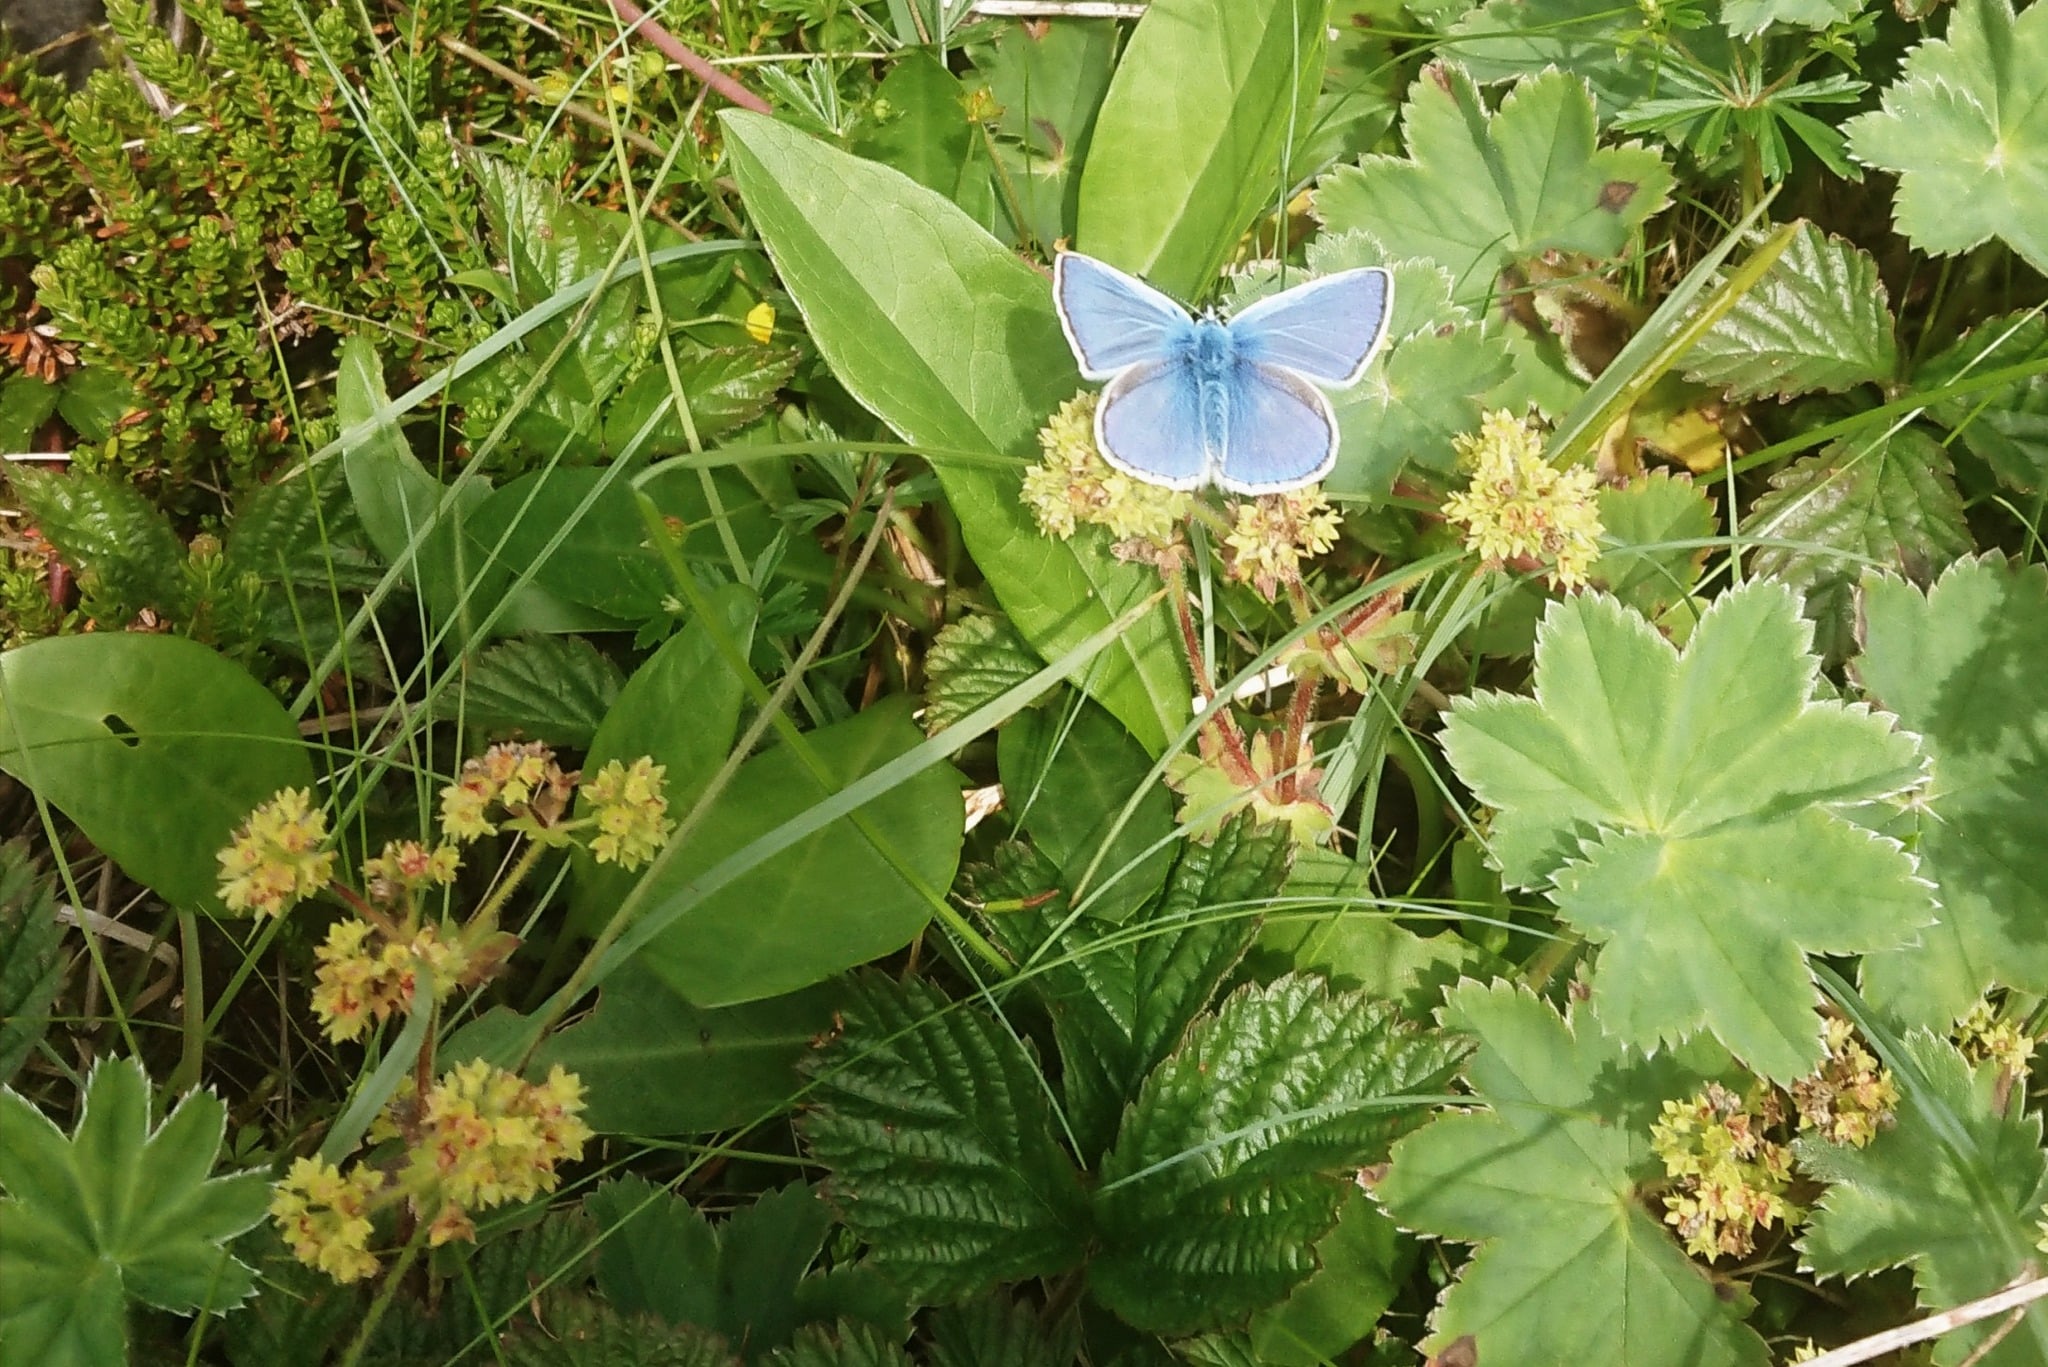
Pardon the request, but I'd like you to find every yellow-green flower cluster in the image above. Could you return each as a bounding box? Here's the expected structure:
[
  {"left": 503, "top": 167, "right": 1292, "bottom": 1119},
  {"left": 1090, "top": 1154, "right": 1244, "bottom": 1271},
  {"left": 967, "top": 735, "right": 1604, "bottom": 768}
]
[
  {"left": 1957, "top": 1000, "right": 2036, "bottom": 1083},
  {"left": 269, "top": 1157, "right": 383, "bottom": 1284},
  {"left": 582, "top": 757, "right": 674, "bottom": 869},
  {"left": 439, "top": 741, "right": 569, "bottom": 842},
  {"left": 402, "top": 1060, "right": 593, "bottom": 1246},
  {"left": 1651, "top": 1083, "right": 1799, "bottom": 1260},
  {"left": 1223, "top": 489, "right": 1343, "bottom": 600},
  {"left": 1021, "top": 394, "right": 1191, "bottom": 549},
  {"left": 310, "top": 918, "right": 474, "bottom": 1044},
  {"left": 217, "top": 788, "right": 337, "bottom": 917},
  {"left": 1440, "top": 409, "right": 1603, "bottom": 588},
  {"left": 1790, "top": 1017, "right": 1898, "bottom": 1148},
  {"left": 361, "top": 839, "right": 460, "bottom": 899},
  {"left": 1165, "top": 724, "right": 1334, "bottom": 849}
]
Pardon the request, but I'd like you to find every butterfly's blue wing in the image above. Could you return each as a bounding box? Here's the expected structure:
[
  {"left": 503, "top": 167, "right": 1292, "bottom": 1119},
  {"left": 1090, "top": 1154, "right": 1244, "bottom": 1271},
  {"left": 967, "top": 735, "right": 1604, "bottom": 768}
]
[
  {"left": 1214, "top": 361, "right": 1339, "bottom": 495},
  {"left": 1227, "top": 267, "right": 1394, "bottom": 386},
  {"left": 1095, "top": 358, "right": 1213, "bottom": 491},
  {"left": 1054, "top": 252, "right": 1195, "bottom": 380}
]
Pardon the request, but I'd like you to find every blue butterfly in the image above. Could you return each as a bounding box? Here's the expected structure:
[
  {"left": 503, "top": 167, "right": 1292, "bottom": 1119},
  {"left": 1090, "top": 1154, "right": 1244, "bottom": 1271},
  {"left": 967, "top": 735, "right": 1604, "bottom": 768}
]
[{"left": 1052, "top": 252, "right": 1394, "bottom": 495}]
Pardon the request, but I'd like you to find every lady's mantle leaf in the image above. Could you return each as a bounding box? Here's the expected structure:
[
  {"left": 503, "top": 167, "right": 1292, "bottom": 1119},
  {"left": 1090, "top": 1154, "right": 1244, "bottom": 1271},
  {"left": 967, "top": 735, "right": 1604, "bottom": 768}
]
[
  {"left": 1682, "top": 222, "right": 1898, "bottom": 402},
  {"left": 797, "top": 974, "right": 1090, "bottom": 1302},
  {"left": 1749, "top": 429, "right": 1973, "bottom": 665},
  {"left": 1314, "top": 65, "right": 1673, "bottom": 294},
  {"left": 1845, "top": 0, "right": 2048, "bottom": 275},
  {"left": 0, "top": 1058, "right": 272, "bottom": 1367},
  {"left": 1798, "top": 1034, "right": 2048, "bottom": 1366},
  {"left": 1441, "top": 581, "right": 1933, "bottom": 1079},
  {"left": 1375, "top": 982, "right": 1769, "bottom": 1367},
  {"left": 1087, "top": 975, "right": 1464, "bottom": 1334},
  {"left": 1855, "top": 558, "right": 2048, "bottom": 1027},
  {"left": 1586, "top": 470, "right": 1717, "bottom": 621}
]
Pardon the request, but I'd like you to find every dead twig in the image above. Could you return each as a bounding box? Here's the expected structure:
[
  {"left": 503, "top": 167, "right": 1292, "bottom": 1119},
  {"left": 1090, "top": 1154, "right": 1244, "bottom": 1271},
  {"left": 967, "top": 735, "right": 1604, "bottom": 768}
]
[{"left": 606, "top": 0, "right": 771, "bottom": 115}]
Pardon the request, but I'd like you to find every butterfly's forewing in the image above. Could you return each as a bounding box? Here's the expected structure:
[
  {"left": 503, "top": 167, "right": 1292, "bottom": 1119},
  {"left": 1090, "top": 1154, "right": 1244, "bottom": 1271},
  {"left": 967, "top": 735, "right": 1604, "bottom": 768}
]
[
  {"left": 1053, "top": 253, "right": 1195, "bottom": 380},
  {"left": 1227, "top": 268, "right": 1394, "bottom": 386},
  {"left": 1096, "top": 358, "right": 1213, "bottom": 491},
  {"left": 1214, "top": 362, "right": 1339, "bottom": 495}
]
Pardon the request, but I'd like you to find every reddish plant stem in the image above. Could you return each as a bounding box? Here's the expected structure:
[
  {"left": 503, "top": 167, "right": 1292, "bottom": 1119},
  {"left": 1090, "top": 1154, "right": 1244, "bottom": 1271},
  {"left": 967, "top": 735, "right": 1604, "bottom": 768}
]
[
  {"left": 1166, "top": 564, "right": 1256, "bottom": 780},
  {"left": 608, "top": 0, "right": 771, "bottom": 114},
  {"left": 1277, "top": 672, "right": 1321, "bottom": 803}
]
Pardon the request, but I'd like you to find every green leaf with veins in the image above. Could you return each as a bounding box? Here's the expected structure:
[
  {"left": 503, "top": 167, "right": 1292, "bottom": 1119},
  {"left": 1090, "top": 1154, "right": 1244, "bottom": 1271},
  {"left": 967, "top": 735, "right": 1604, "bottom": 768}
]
[
  {"left": 1748, "top": 429, "right": 1973, "bottom": 665},
  {"left": 1720, "top": 0, "right": 1862, "bottom": 37},
  {"left": 1088, "top": 975, "right": 1462, "bottom": 1335},
  {"left": 1587, "top": 469, "right": 1717, "bottom": 622},
  {"left": 1798, "top": 1033, "right": 2048, "bottom": 1366},
  {"left": 1440, "top": 0, "right": 1718, "bottom": 113},
  {"left": 1855, "top": 558, "right": 2048, "bottom": 1027},
  {"left": 1441, "top": 581, "right": 1932, "bottom": 1078},
  {"left": 0, "top": 840, "right": 63, "bottom": 1087},
  {"left": 0, "top": 1058, "right": 272, "bottom": 1367},
  {"left": 1314, "top": 65, "right": 1673, "bottom": 294},
  {"left": 923, "top": 614, "right": 1046, "bottom": 735},
  {"left": 925, "top": 1294, "right": 1081, "bottom": 1367},
  {"left": 1375, "top": 982, "right": 1769, "bottom": 1366},
  {"left": 1919, "top": 311, "right": 2048, "bottom": 493},
  {"left": 1845, "top": 0, "right": 2048, "bottom": 274},
  {"left": 798, "top": 973, "right": 1090, "bottom": 1302},
  {"left": 1682, "top": 222, "right": 1897, "bottom": 401}
]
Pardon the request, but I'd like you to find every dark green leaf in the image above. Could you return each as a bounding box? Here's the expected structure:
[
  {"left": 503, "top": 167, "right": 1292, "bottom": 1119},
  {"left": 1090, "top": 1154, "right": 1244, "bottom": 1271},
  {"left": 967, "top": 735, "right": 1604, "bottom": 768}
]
[
  {"left": 0, "top": 373, "right": 59, "bottom": 449},
  {"left": 851, "top": 51, "right": 980, "bottom": 202},
  {"left": 799, "top": 973, "right": 1091, "bottom": 1302},
  {"left": 720, "top": 110, "right": 1188, "bottom": 755},
  {"left": 601, "top": 346, "right": 802, "bottom": 459},
  {"left": 8, "top": 464, "right": 188, "bottom": 624},
  {"left": 434, "top": 633, "right": 624, "bottom": 747},
  {"left": 632, "top": 700, "right": 964, "bottom": 1007},
  {"left": 1088, "top": 975, "right": 1462, "bottom": 1333},
  {"left": 503, "top": 1298, "right": 740, "bottom": 1367},
  {"left": 0, "top": 633, "right": 312, "bottom": 911},
  {"left": 1257, "top": 847, "right": 1485, "bottom": 1016},
  {"left": 0, "top": 839, "right": 63, "bottom": 1086},
  {"left": 761, "top": 1322, "right": 912, "bottom": 1367},
  {"left": 1075, "top": 0, "right": 1328, "bottom": 300},
  {"left": 1920, "top": 311, "right": 2048, "bottom": 492},
  {"left": 922, "top": 614, "right": 1044, "bottom": 735},
  {"left": 925, "top": 1294, "right": 1081, "bottom": 1367},
  {"left": 1248, "top": 1189, "right": 1411, "bottom": 1365}
]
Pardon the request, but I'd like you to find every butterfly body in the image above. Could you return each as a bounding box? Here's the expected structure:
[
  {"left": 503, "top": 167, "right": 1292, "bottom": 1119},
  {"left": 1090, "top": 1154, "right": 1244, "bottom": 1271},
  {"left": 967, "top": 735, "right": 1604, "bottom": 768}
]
[{"left": 1052, "top": 252, "right": 1394, "bottom": 495}]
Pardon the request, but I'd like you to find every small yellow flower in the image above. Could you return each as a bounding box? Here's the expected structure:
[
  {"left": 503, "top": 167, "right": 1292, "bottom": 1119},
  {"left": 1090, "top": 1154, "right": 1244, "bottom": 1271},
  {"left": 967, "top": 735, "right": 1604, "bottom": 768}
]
[
  {"left": 1440, "top": 409, "right": 1604, "bottom": 588},
  {"left": 1791, "top": 1017, "right": 1898, "bottom": 1148},
  {"left": 399, "top": 1061, "right": 593, "bottom": 1233},
  {"left": 270, "top": 1156, "right": 383, "bottom": 1284},
  {"left": 1223, "top": 489, "right": 1342, "bottom": 600},
  {"left": 1957, "top": 1000, "right": 2034, "bottom": 1082},
  {"left": 362, "top": 840, "right": 461, "bottom": 899},
  {"left": 1021, "top": 394, "right": 1190, "bottom": 549},
  {"left": 582, "top": 757, "right": 674, "bottom": 869},
  {"left": 440, "top": 741, "right": 566, "bottom": 842},
  {"left": 1651, "top": 1083, "right": 1799, "bottom": 1260},
  {"left": 311, "top": 919, "right": 469, "bottom": 1044},
  {"left": 217, "top": 788, "right": 336, "bottom": 918},
  {"left": 439, "top": 779, "right": 495, "bottom": 843},
  {"left": 745, "top": 300, "right": 776, "bottom": 345}
]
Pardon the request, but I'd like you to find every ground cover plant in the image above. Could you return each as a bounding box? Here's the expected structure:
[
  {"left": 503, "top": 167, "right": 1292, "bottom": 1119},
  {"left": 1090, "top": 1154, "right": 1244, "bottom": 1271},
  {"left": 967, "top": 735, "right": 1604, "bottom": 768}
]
[{"left": 5, "top": 0, "right": 2048, "bottom": 1360}]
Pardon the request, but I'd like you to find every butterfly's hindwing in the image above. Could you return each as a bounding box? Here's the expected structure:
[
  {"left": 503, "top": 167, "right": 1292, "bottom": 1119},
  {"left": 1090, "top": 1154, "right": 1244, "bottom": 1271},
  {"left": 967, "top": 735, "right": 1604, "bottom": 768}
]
[
  {"left": 1214, "top": 362, "right": 1339, "bottom": 495},
  {"left": 1095, "top": 359, "right": 1212, "bottom": 491}
]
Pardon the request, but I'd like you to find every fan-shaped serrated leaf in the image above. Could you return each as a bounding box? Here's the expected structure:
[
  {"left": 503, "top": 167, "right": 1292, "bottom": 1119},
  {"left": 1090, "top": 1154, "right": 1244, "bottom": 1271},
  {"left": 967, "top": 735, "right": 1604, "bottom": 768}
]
[
  {"left": 973, "top": 815, "right": 1291, "bottom": 1158},
  {"left": 0, "top": 1058, "right": 271, "bottom": 1367},
  {"left": 0, "top": 838, "right": 63, "bottom": 1085},
  {"left": 1798, "top": 1033, "right": 2048, "bottom": 1366},
  {"left": 1749, "top": 429, "right": 1973, "bottom": 664},
  {"left": 1315, "top": 65, "right": 1673, "bottom": 293},
  {"left": 1682, "top": 222, "right": 1897, "bottom": 401},
  {"left": 9, "top": 464, "right": 188, "bottom": 623},
  {"left": 1376, "top": 982, "right": 1768, "bottom": 1365},
  {"left": 1087, "top": 975, "right": 1463, "bottom": 1334},
  {"left": 435, "top": 634, "right": 623, "bottom": 747},
  {"left": 1855, "top": 558, "right": 2048, "bottom": 1026},
  {"left": 923, "top": 614, "right": 1043, "bottom": 735},
  {"left": 1438, "top": 0, "right": 1733, "bottom": 113},
  {"left": 798, "top": 974, "right": 1089, "bottom": 1301},
  {"left": 1442, "top": 582, "right": 1933, "bottom": 1078},
  {"left": 1587, "top": 469, "right": 1717, "bottom": 620},
  {"left": 1919, "top": 311, "right": 2048, "bottom": 492},
  {"left": 1845, "top": 0, "right": 2048, "bottom": 274},
  {"left": 1721, "top": 0, "right": 1863, "bottom": 36}
]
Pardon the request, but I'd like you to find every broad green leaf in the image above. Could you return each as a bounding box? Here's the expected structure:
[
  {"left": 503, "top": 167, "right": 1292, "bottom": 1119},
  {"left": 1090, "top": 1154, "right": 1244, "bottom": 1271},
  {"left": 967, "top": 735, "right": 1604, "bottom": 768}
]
[
  {"left": 434, "top": 633, "right": 624, "bottom": 748},
  {"left": 0, "top": 633, "right": 311, "bottom": 911},
  {"left": 633, "top": 700, "right": 964, "bottom": 1006},
  {"left": 1258, "top": 847, "right": 1487, "bottom": 1015},
  {"left": 1441, "top": 582, "right": 1932, "bottom": 1078},
  {"left": 996, "top": 699, "right": 1175, "bottom": 925},
  {"left": 1587, "top": 469, "right": 1718, "bottom": 622},
  {"left": 1798, "top": 1033, "right": 2048, "bottom": 1366},
  {"left": 1844, "top": 0, "right": 2048, "bottom": 275},
  {"left": 1920, "top": 311, "right": 2048, "bottom": 492},
  {"left": 973, "top": 18, "right": 1119, "bottom": 246},
  {"left": 1075, "top": 0, "right": 1328, "bottom": 299},
  {"left": 1088, "top": 976, "right": 1462, "bottom": 1334},
  {"left": 1748, "top": 429, "right": 1973, "bottom": 664},
  {"left": 7, "top": 465, "right": 187, "bottom": 624},
  {"left": 1248, "top": 1190, "right": 1411, "bottom": 1365},
  {"left": 1721, "top": 0, "right": 1863, "bottom": 36},
  {"left": 925, "top": 1294, "right": 1081, "bottom": 1367},
  {"left": 1315, "top": 65, "right": 1673, "bottom": 294},
  {"left": 798, "top": 973, "right": 1091, "bottom": 1301},
  {"left": 1376, "top": 982, "right": 1768, "bottom": 1365},
  {"left": 0, "top": 1058, "right": 271, "bottom": 1367},
  {"left": 538, "top": 966, "right": 842, "bottom": 1134},
  {"left": 1855, "top": 558, "right": 2048, "bottom": 1026},
  {"left": 570, "top": 584, "right": 756, "bottom": 938},
  {"left": 975, "top": 817, "right": 1291, "bottom": 1158},
  {"left": 850, "top": 51, "right": 982, "bottom": 203},
  {"left": 1682, "top": 222, "right": 1897, "bottom": 401},
  {"left": 720, "top": 110, "right": 1188, "bottom": 754},
  {"left": 0, "top": 839, "right": 62, "bottom": 1086},
  {"left": 922, "top": 614, "right": 1045, "bottom": 734}
]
